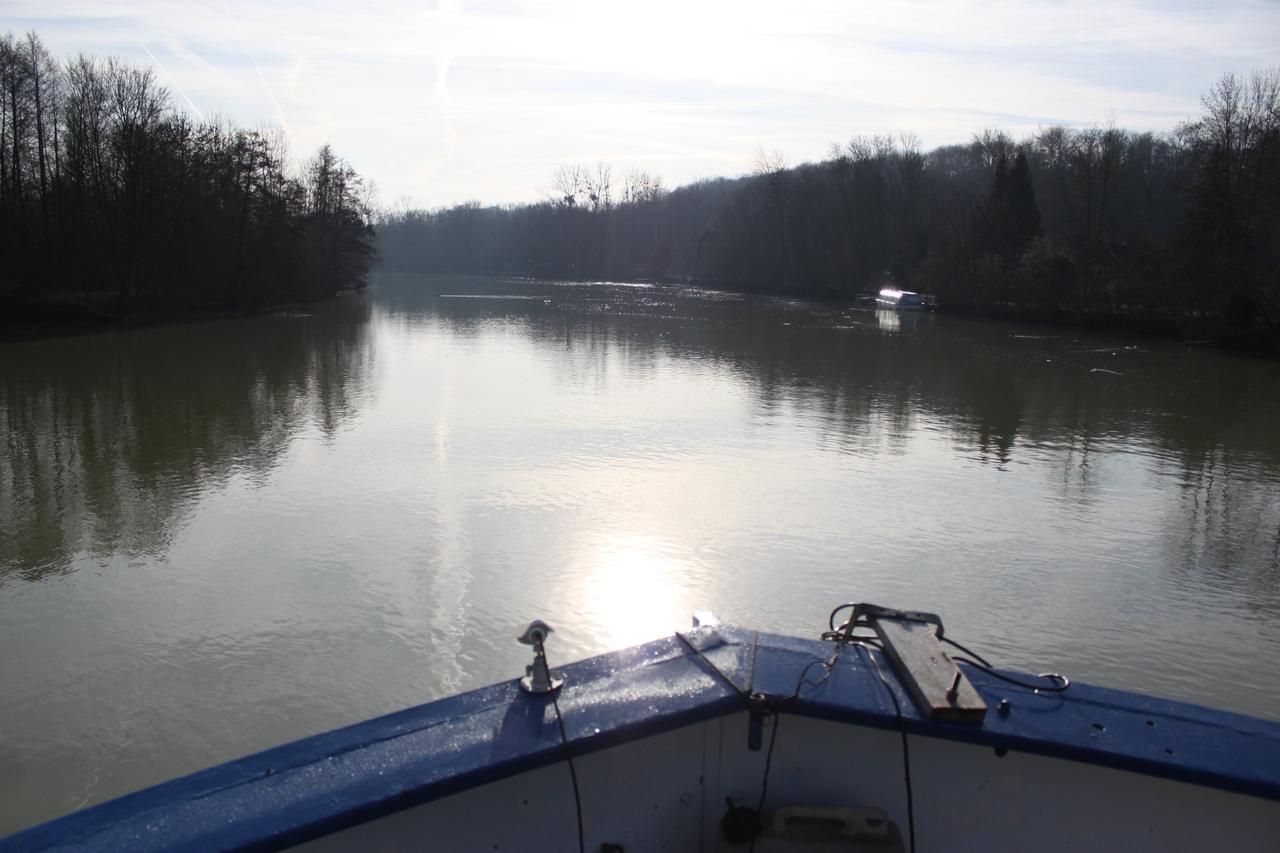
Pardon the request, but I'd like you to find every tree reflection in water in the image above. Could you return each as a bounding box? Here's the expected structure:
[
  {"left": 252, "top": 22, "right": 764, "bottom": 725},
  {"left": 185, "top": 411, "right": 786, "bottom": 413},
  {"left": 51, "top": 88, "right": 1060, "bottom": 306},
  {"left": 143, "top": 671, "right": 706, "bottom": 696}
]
[
  {"left": 0, "top": 296, "right": 375, "bottom": 583},
  {"left": 385, "top": 272, "right": 1280, "bottom": 599}
]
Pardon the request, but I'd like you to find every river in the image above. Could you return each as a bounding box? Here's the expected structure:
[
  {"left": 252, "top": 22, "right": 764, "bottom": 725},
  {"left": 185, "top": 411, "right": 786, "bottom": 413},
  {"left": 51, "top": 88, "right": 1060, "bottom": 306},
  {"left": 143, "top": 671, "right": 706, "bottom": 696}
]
[{"left": 2, "top": 272, "right": 1279, "bottom": 834}]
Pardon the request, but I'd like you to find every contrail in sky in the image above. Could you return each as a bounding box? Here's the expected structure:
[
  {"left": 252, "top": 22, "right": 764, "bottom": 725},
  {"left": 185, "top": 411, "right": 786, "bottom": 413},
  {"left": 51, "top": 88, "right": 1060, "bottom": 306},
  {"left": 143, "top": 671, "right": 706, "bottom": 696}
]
[
  {"left": 142, "top": 43, "right": 204, "bottom": 121},
  {"left": 435, "top": 55, "right": 457, "bottom": 150},
  {"left": 220, "top": 0, "right": 292, "bottom": 134}
]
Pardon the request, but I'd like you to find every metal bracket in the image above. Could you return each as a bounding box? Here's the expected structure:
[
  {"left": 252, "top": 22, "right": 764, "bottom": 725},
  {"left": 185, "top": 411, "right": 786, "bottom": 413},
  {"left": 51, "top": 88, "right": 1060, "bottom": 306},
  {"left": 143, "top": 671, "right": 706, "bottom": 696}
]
[
  {"left": 826, "top": 602, "right": 945, "bottom": 642},
  {"left": 517, "top": 620, "right": 565, "bottom": 694},
  {"left": 826, "top": 602, "right": 985, "bottom": 722}
]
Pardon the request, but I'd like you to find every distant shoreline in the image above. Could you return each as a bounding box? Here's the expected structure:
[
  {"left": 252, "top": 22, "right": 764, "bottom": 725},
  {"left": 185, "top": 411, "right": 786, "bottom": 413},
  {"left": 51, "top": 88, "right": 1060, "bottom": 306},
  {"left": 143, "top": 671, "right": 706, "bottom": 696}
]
[{"left": 375, "top": 267, "right": 1279, "bottom": 355}]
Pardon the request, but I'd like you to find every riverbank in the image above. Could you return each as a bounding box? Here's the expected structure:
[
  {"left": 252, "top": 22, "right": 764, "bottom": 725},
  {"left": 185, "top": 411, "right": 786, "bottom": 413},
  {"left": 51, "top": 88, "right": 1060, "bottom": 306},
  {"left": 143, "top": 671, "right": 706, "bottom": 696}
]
[
  {"left": 0, "top": 288, "right": 368, "bottom": 345},
  {"left": 941, "top": 300, "right": 1280, "bottom": 354}
]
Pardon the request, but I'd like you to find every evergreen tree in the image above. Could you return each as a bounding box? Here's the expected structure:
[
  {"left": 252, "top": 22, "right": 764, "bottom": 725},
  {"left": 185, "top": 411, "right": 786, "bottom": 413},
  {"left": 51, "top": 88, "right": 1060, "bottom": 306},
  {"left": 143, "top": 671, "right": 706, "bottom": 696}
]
[
  {"left": 978, "top": 152, "right": 1041, "bottom": 261},
  {"left": 1004, "top": 152, "right": 1042, "bottom": 255}
]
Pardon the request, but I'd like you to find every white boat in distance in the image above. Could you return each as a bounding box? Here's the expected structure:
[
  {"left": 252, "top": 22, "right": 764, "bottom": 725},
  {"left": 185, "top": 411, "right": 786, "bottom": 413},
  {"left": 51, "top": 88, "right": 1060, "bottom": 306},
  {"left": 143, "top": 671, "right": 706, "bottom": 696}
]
[
  {"left": 876, "top": 288, "right": 933, "bottom": 310},
  {"left": 3, "top": 604, "right": 1279, "bottom": 852}
]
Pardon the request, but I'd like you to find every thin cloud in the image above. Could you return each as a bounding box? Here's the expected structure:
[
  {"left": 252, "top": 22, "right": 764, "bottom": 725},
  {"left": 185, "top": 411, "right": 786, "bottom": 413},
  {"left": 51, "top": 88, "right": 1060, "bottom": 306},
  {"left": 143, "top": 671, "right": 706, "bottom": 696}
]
[{"left": 9, "top": 0, "right": 1278, "bottom": 207}]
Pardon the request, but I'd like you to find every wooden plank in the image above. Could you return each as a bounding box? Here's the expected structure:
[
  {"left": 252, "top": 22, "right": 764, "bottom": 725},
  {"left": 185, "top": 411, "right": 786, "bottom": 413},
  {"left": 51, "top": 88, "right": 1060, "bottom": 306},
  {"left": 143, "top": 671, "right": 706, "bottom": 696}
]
[{"left": 872, "top": 617, "right": 987, "bottom": 723}]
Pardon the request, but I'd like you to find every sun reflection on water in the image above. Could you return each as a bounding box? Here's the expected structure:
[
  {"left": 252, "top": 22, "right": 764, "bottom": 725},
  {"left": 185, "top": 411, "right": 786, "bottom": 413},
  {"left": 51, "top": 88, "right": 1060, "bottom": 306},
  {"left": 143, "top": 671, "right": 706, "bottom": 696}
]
[{"left": 576, "top": 534, "right": 692, "bottom": 650}]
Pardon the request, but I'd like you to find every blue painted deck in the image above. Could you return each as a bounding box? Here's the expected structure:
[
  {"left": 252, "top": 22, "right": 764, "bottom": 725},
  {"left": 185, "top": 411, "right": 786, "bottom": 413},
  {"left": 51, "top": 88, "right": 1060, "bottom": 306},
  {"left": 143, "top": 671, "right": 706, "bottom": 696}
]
[{"left": 5, "top": 626, "right": 1280, "bottom": 851}]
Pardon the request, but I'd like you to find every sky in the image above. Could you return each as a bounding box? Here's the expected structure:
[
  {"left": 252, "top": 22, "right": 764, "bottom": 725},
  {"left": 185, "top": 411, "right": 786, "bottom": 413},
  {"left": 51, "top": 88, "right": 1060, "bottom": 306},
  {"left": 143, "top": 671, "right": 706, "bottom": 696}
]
[{"left": 6, "top": 0, "right": 1279, "bottom": 209}]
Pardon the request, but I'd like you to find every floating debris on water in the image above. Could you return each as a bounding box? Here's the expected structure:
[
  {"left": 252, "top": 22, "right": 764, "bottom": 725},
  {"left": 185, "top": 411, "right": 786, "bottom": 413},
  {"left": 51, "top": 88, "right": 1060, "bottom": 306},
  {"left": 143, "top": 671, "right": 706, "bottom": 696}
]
[{"left": 440, "top": 294, "right": 548, "bottom": 300}]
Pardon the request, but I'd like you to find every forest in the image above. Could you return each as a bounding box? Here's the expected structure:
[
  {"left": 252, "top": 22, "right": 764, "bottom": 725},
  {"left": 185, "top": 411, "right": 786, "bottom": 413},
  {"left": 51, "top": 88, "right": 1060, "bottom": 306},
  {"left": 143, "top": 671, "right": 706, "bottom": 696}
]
[
  {"left": 378, "top": 70, "right": 1280, "bottom": 349},
  {"left": 0, "top": 32, "right": 376, "bottom": 329}
]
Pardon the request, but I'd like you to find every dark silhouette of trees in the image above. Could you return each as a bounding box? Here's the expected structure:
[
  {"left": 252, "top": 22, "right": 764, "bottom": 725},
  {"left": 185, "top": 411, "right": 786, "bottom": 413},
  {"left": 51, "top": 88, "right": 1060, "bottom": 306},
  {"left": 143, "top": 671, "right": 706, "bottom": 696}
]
[
  {"left": 965, "top": 152, "right": 1045, "bottom": 307},
  {"left": 1, "top": 31, "right": 375, "bottom": 329},
  {"left": 1176, "top": 70, "right": 1280, "bottom": 337},
  {"left": 376, "top": 67, "right": 1279, "bottom": 349},
  {"left": 1002, "top": 153, "right": 1043, "bottom": 255}
]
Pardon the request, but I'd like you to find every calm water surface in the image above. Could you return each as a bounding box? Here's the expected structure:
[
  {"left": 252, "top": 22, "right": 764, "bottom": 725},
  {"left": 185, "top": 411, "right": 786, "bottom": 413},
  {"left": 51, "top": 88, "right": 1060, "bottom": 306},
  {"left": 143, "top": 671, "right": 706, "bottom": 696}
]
[{"left": 2, "top": 272, "right": 1279, "bottom": 833}]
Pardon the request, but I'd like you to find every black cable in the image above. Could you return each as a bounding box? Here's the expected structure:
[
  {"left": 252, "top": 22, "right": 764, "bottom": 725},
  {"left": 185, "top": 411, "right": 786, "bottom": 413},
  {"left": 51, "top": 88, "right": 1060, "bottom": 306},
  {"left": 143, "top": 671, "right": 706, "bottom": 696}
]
[
  {"left": 747, "top": 712, "right": 781, "bottom": 853},
  {"left": 952, "top": 657, "right": 1071, "bottom": 692},
  {"left": 940, "top": 637, "right": 1069, "bottom": 692},
  {"left": 550, "top": 692, "right": 585, "bottom": 853},
  {"left": 825, "top": 603, "right": 888, "bottom": 650},
  {"left": 828, "top": 602, "right": 859, "bottom": 633},
  {"left": 940, "top": 635, "right": 994, "bottom": 667},
  {"left": 821, "top": 630, "right": 883, "bottom": 649},
  {"left": 858, "top": 644, "right": 916, "bottom": 853},
  {"left": 747, "top": 643, "right": 842, "bottom": 853},
  {"left": 790, "top": 654, "right": 839, "bottom": 697}
]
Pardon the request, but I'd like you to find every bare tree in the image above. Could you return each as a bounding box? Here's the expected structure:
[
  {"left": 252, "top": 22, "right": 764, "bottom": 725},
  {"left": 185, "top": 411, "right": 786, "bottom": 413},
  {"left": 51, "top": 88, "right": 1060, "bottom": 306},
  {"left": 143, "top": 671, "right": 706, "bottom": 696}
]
[
  {"left": 585, "top": 160, "right": 612, "bottom": 210},
  {"left": 973, "top": 128, "right": 1015, "bottom": 169},
  {"left": 24, "top": 32, "right": 57, "bottom": 254},
  {"left": 753, "top": 147, "right": 787, "bottom": 176},
  {"left": 549, "top": 164, "right": 584, "bottom": 207},
  {"left": 621, "top": 169, "right": 664, "bottom": 204}
]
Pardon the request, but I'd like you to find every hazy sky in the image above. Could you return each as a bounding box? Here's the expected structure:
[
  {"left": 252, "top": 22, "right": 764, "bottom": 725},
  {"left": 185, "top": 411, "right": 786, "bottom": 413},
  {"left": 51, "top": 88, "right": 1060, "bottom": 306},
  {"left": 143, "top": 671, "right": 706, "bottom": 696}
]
[{"left": 8, "top": 1, "right": 1279, "bottom": 208}]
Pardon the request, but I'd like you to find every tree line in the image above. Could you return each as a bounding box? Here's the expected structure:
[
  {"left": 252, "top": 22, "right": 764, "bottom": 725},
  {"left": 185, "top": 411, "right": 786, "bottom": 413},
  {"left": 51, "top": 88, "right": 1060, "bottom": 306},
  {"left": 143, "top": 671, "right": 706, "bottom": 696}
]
[
  {"left": 1, "top": 32, "right": 376, "bottom": 326},
  {"left": 378, "top": 70, "right": 1280, "bottom": 348}
]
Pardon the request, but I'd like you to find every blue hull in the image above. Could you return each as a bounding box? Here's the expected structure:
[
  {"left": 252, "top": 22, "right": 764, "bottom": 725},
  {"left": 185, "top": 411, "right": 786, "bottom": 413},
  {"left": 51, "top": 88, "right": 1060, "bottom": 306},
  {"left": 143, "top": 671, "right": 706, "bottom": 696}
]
[{"left": 5, "top": 625, "right": 1280, "bottom": 851}]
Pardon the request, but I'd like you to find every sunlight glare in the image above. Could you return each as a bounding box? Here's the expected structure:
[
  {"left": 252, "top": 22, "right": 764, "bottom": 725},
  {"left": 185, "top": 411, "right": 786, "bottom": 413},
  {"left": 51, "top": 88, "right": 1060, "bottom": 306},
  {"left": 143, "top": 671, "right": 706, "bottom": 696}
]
[{"left": 577, "top": 535, "right": 690, "bottom": 649}]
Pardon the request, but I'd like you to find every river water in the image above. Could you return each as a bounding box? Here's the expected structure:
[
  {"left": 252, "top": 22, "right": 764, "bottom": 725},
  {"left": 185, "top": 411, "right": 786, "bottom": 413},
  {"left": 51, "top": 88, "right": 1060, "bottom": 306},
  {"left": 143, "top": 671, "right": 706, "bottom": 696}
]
[{"left": 2, "top": 272, "right": 1279, "bottom": 833}]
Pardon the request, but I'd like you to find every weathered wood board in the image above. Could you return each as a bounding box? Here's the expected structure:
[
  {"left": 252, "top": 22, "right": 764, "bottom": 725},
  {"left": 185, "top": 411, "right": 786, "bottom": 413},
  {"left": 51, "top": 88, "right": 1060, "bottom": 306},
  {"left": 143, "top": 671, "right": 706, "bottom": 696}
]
[{"left": 872, "top": 617, "right": 987, "bottom": 722}]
